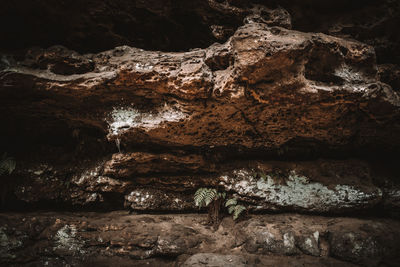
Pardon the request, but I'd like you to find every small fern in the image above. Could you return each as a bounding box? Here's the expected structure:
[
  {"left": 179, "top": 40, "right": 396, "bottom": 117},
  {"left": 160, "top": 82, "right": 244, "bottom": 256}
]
[
  {"left": 204, "top": 188, "right": 217, "bottom": 206},
  {"left": 194, "top": 189, "right": 246, "bottom": 225},
  {"left": 233, "top": 205, "right": 246, "bottom": 220},
  {"left": 194, "top": 188, "right": 208, "bottom": 208},
  {"left": 225, "top": 198, "right": 237, "bottom": 208},
  {"left": 194, "top": 188, "right": 224, "bottom": 208},
  {"left": 0, "top": 153, "right": 16, "bottom": 176},
  {"left": 227, "top": 205, "right": 236, "bottom": 214},
  {"left": 225, "top": 197, "right": 246, "bottom": 221},
  {"left": 218, "top": 192, "right": 226, "bottom": 199}
]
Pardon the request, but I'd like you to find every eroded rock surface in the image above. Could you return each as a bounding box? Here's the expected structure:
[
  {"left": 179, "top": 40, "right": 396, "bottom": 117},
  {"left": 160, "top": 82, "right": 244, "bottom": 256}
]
[
  {"left": 1, "top": 14, "right": 399, "bottom": 214},
  {"left": 2, "top": 20, "right": 400, "bottom": 152},
  {"left": 0, "top": 213, "right": 399, "bottom": 266},
  {"left": 0, "top": 1, "right": 400, "bottom": 218},
  {"left": 0, "top": 1, "right": 400, "bottom": 265},
  {"left": 182, "top": 253, "right": 248, "bottom": 267},
  {"left": 3, "top": 157, "right": 398, "bottom": 215}
]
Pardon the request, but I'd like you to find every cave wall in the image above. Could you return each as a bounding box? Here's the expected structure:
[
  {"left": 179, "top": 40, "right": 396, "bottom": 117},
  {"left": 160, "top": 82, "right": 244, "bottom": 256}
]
[{"left": 1, "top": 0, "right": 400, "bottom": 266}]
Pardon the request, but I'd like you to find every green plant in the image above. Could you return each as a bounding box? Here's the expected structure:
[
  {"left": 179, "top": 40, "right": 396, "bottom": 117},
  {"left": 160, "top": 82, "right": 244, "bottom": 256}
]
[
  {"left": 194, "top": 188, "right": 247, "bottom": 228},
  {"left": 194, "top": 188, "right": 226, "bottom": 229},
  {"left": 194, "top": 188, "right": 226, "bottom": 208},
  {"left": 0, "top": 153, "right": 16, "bottom": 209},
  {"left": 225, "top": 198, "right": 246, "bottom": 220},
  {"left": 0, "top": 153, "right": 16, "bottom": 176}
]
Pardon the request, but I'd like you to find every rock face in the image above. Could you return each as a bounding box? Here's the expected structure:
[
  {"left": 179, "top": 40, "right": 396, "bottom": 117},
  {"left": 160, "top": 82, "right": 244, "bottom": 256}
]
[
  {"left": 0, "top": 0, "right": 400, "bottom": 266},
  {"left": 3, "top": 22, "right": 399, "bottom": 151},
  {"left": 1, "top": 213, "right": 399, "bottom": 267},
  {"left": 182, "top": 253, "right": 248, "bottom": 267},
  {"left": 1, "top": 19, "right": 399, "bottom": 213}
]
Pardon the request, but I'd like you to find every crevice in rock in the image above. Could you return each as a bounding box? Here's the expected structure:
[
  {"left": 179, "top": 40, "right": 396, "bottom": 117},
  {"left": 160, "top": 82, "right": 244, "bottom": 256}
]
[
  {"left": 0, "top": 0, "right": 245, "bottom": 54},
  {"left": 0, "top": 3, "right": 399, "bottom": 266},
  {"left": 279, "top": 0, "right": 400, "bottom": 65},
  {"left": 304, "top": 47, "right": 345, "bottom": 85},
  {"left": 205, "top": 50, "right": 233, "bottom": 71}
]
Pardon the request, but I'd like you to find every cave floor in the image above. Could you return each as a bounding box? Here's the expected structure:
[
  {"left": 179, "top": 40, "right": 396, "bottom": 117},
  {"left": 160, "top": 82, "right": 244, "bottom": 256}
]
[{"left": 1, "top": 211, "right": 399, "bottom": 266}]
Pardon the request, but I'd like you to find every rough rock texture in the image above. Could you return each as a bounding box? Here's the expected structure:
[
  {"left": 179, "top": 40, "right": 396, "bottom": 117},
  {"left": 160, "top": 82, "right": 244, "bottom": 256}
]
[
  {"left": 1, "top": 0, "right": 400, "bottom": 215},
  {"left": 1, "top": 0, "right": 400, "bottom": 266},
  {"left": 2, "top": 0, "right": 399, "bottom": 64},
  {"left": 286, "top": 0, "right": 400, "bottom": 65},
  {"left": 1, "top": 21, "right": 400, "bottom": 213},
  {"left": 379, "top": 64, "right": 400, "bottom": 92},
  {"left": 3, "top": 22, "right": 399, "bottom": 151},
  {"left": 0, "top": 0, "right": 285, "bottom": 53},
  {"left": 1, "top": 212, "right": 399, "bottom": 266},
  {"left": 2, "top": 156, "right": 398, "bottom": 215},
  {"left": 182, "top": 253, "right": 248, "bottom": 267}
]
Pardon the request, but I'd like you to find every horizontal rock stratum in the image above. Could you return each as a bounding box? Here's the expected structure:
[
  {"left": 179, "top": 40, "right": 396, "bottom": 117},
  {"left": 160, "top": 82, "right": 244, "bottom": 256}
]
[
  {"left": 1, "top": 20, "right": 399, "bottom": 214},
  {"left": 2, "top": 22, "right": 399, "bottom": 151},
  {"left": 1, "top": 212, "right": 399, "bottom": 266}
]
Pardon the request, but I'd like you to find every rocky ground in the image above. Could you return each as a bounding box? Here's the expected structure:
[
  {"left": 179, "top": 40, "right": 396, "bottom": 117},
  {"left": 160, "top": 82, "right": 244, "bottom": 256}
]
[
  {"left": 1, "top": 0, "right": 400, "bottom": 266},
  {"left": 1, "top": 212, "right": 400, "bottom": 266}
]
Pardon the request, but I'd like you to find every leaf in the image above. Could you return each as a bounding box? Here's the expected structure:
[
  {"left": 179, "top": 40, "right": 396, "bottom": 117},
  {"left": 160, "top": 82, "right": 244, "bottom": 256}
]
[
  {"left": 228, "top": 205, "right": 235, "bottom": 214},
  {"left": 194, "top": 188, "right": 208, "bottom": 208},
  {"left": 204, "top": 189, "right": 217, "bottom": 206},
  {"left": 225, "top": 198, "right": 237, "bottom": 207},
  {"left": 0, "top": 156, "right": 16, "bottom": 175},
  {"left": 218, "top": 192, "right": 226, "bottom": 199},
  {"left": 194, "top": 188, "right": 219, "bottom": 208},
  {"left": 233, "top": 205, "right": 246, "bottom": 220}
]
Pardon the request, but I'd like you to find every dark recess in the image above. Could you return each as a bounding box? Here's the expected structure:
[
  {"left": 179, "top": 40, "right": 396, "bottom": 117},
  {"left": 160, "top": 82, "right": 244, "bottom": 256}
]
[
  {"left": 1, "top": 0, "right": 399, "bottom": 65},
  {"left": 0, "top": 0, "right": 243, "bottom": 53}
]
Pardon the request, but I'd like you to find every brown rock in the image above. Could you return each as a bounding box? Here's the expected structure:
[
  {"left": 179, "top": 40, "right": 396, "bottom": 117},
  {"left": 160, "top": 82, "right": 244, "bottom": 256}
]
[
  {"left": 6, "top": 157, "right": 400, "bottom": 215},
  {"left": 378, "top": 64, "right": 400, "bottom": 91},
  {"left": 0, "top": 2, "right": 399, "bottom": 266},
  {"left": 182, "top": 253, "right": 248, "bottom": 267},
  {"left": 2, "top": 22, "right": 399, "bottom": 156},
  {"left": 0, "top": 213, "right": 398, "bottom": 266},
  {"left": 103, "top": 152, "right": 210, "bottom": 178}
]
